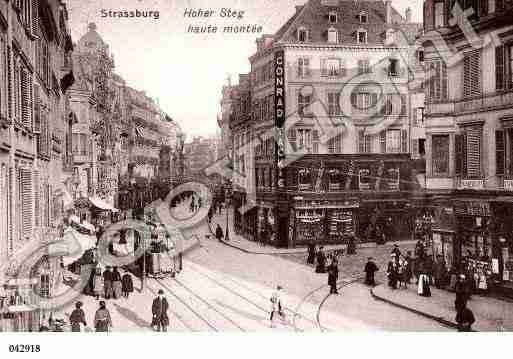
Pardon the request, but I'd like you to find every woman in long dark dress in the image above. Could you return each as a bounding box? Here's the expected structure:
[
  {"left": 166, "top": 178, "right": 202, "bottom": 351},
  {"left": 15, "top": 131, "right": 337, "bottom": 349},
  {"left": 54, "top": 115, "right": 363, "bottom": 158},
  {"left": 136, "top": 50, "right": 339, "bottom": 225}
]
[
  {"left": 122, "top": 273, "right": 134, "bottom": 298},
  {"left": 315, "top": 247, "right": 327, "bottom": 273},
  {"left": 307, "top": 243, "right": 316, "bottom": 265},
  {"left": 94, "top": 301, "right": 112, "bottom": 332},
  {"left": 386, "top": 260, "right": 398, "bottom": 289},
  {"left": 364, "top": 257, "right": 378, "bottom": 286},
  {"left": 112, "top": 267, "right": 122, "bottom": 299}
]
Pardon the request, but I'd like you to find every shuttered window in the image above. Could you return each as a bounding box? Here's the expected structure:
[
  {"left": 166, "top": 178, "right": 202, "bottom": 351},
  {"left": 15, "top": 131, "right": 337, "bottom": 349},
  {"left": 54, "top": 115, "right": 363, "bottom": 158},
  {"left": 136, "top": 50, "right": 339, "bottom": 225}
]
[
  {"left": 33, "top": 84, "right": 40, "bottom": 133},
  {"left": 401, "top": 129, "right": 408, "bottom": 153},
  {"left": 34, "top": 170, "right": 40, "bottom": 228},
  {"left": 31, "top": 0, "right": 39, "bottom": 38},
  {"left": 496, "top": 130, "right": 505, "bottom": 176},
  {"left": 455, "top": 134, "right": 466, "bottom": 175},
  {"left": 463, "top": 50, "right": 481, "bottom": 98},
  {"left": 466, "top": 126, "right": 482, "bottom": 178},
  {"left": 20, "top": 167, "right": 33, "bottom": 239},
  {"left": 497, "top": 45, "right": 513, "bottom": 91}
]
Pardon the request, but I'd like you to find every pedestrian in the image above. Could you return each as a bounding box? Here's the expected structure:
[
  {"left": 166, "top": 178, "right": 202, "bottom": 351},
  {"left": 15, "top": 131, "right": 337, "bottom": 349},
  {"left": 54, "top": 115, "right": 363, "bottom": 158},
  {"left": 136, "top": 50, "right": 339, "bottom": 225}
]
[
  {"left": 347, "top": 235, "right": 357, "bottom": 255},
  {"left": 364, "top": 257, "right": 379, "bottom": 286},
  {"left": 69, "top": 301, "right": 87, "bottom": 332},
  {"left": 306, "top": 243, "right": 316, "bottom": 265},
  {"left": 94, "top": 301, "right": 112, "bottom": 332},
  {"left": 434, "top": 255, "right": 447, "bottom": 288},
  {"left": 93, "top": 266, "right": 104, "bottom": 300},
  {"left": 207, "top": 208, "right": 213, "bottom": 223},
  {"left": 455, "top": 303, "right": 475, "bottom": 332},
  {"left": 103, "top": 266, "right": 113, "bottom": 299},
  {"left": 215, "top": 224, "right": 224, "bottom": 242},
  {"left": 415, "top": 239, "right": 425, "bottom": 260},
  {"left": 112, "top": 267, "right": 122, "bottom": 299},
  {"left": 417, "top": 262, "right": 432, "bottom": 297},
  {"left": 152, "top": 289, "right": 170, "bottom": 332},
  {"left": 391, "top": 244, "right": 401, "bottom": 265},
  {"left": 315, "top": 246, "right": 327, "bottom": 273},
  {"left": 328, "top": 258, "right": 339, "bottom": 294},
  {"left": 386, "top": 259, "right": 398, "bottom": 289},
  {"left": 122, "top": 272, "right": 134, "bottom": 298},
  {"left": 404, "top": 251, "right": 413, "bottom": 284},
  {"left": 270, "top": 285, "right": 284, "bottom": 327},
  {"left": 454, "top": 274, "right": 469, "bottom": 312}
]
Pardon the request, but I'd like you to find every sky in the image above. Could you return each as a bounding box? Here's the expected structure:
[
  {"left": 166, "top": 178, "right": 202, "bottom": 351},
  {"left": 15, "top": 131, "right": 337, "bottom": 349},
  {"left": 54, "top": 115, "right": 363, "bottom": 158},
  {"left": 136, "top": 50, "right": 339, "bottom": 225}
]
[{"left": 66, "top": 0, "right": 423, "bottom": 140}]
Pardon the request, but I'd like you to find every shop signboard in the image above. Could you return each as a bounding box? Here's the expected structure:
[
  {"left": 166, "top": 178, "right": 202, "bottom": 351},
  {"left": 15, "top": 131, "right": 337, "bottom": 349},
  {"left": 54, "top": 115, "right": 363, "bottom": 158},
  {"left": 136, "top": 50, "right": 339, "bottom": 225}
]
[{"left": 274, "top": 49, "right": 286, "bottom": 188}]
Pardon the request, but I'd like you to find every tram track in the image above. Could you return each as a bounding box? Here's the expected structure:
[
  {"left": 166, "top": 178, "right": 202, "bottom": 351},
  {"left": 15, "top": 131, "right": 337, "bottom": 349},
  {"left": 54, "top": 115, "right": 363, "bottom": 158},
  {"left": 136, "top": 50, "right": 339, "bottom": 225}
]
[
  {"left": 172, "top": 277, "right": 247, "bottom": 331},
  {"left": 153, "top": 278, "right": 219, "bottom": 331}
]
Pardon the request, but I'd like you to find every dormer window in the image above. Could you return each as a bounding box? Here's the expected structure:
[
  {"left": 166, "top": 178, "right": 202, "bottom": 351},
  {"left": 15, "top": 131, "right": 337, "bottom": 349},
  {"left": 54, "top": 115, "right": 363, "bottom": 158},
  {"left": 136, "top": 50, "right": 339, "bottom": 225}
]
[
  {"left": 298, "top": 27, "right": 308, "bottom": 43},
  {"left": 329, "top": 11, "right": 337, "bottom": 23},
  {"left": 327, "top": 27, "right": 338, "bottom": 43},
  {"left": 357, "top": 29, "right": 367, "bottom": 44},
  {"left": 359, "top": 11, "right": 368, "bottom": 23}
]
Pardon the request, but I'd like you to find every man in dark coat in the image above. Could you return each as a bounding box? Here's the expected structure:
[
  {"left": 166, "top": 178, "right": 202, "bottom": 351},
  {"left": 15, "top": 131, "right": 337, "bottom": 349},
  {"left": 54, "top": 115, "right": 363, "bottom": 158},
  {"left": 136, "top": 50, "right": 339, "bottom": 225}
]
[
  {"left": 454, "top": 274, "right": 469, "bottom": 312},
  {"left": 328, "top": 259, "right": 339, "bottom": 294},
  {"left": 103, "top": 267, "right": 113, "bottom": 299},
  {"left": 215, "top": 224, "right": 224, "bottom": 242},
  {"left": 455, "top": 303, "right": 475, "bottom": 332},
  {"left": 391, "top": 245, "right": 401, "bottom": 265},
  {"left": 315, "top": 246, "right": 327, "bottom": 273},
  {"left": 364, "top": 257, "right": 379, "bottom": 286},
  {"left": 69, "top": 301, "right": 87, "bottom": 332},
  {"left": 152, "top": 289, "right": 170, "bottom": 332},
  {"left": 122, "top": 273, "right": 134, "bottom": 298}
]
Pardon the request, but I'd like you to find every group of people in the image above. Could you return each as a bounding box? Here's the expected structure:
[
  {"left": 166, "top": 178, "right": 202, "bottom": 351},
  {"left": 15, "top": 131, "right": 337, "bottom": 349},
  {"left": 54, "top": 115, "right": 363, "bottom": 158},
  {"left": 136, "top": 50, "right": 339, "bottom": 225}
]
[
  {"left": 91, "top": 266, "right": 134, "bottom": 301},
  {"left": 306, "top": 244, "right": 343, "bottom": 295},
  {"left": 68, "top": 288, "right": 171, "bottom": 332}
]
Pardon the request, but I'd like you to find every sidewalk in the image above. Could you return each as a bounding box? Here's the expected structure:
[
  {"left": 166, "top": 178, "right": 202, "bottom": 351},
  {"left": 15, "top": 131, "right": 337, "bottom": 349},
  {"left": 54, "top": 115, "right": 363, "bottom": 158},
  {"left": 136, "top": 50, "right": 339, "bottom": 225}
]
[
  {"left": 209, "top": 208, "right": 416, "bottom": 255},
  {"left": 371, "top": 284, "right": 513, "bottom": 331}
]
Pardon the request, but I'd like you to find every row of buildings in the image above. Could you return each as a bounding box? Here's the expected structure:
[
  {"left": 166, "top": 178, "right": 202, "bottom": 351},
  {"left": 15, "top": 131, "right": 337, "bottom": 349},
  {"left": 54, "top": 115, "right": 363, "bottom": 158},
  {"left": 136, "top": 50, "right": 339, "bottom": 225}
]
[
  {"left": 218, "top": 0, "right": 513, "bottom": 294},
  {"left": 0, "top": 1, "right": 182, "bottom": 331}
]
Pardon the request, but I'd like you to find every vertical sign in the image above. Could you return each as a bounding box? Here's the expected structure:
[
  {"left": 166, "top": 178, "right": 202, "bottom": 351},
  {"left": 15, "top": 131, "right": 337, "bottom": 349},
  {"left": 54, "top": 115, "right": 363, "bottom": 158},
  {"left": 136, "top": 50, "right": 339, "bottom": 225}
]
[{"left": 275, "top": 50, "right": 286, "bottom": 188}]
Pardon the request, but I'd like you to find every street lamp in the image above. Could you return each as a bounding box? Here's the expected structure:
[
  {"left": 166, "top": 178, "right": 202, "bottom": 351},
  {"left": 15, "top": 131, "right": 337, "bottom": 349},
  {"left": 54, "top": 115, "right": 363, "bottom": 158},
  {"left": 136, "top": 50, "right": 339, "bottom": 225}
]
[{"left": 225, "top": 180, "right": 233, "bottom": 241}]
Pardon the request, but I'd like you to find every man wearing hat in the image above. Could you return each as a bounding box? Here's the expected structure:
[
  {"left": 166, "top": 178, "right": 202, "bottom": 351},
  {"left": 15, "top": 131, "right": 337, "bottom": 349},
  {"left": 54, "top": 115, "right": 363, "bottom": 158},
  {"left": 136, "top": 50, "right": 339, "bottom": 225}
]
[
  {"left": 454, "top": 274, "right": 469, "bottom": 312},
  {"left": 152, "top": 289, "right": 170, "bottom": 332},
  {"left": 69, "top": 301, "right": 87, "bottom": 332},
  {"left": 364, "top": 257, "right": 379, "bottom": 286},
  {"left": 103, "top": 266, "right": 113, "bottom": 299}
]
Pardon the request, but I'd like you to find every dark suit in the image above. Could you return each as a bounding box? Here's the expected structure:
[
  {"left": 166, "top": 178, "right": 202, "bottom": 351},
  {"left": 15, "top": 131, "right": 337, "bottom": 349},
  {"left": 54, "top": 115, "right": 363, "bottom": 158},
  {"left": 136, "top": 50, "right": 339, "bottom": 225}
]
[{"left": 152, "top": 296, "right": 170, "bottom": 331}]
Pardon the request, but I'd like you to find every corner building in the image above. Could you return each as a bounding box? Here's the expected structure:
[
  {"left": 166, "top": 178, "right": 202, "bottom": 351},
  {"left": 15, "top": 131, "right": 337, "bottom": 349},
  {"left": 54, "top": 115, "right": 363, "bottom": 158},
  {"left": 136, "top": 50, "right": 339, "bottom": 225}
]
[
  {"left": 422, "top": 0, "right": 513, "bottom": 295},
  {"left": 228, "top": 0, "right": 427, "bottom": 247}
]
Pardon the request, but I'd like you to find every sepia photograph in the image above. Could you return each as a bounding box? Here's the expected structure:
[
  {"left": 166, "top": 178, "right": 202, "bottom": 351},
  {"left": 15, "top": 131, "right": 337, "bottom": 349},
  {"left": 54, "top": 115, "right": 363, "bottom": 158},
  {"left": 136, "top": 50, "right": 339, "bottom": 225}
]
[{"left": 0, "top": 0, "right": 512, "bottom": 355}]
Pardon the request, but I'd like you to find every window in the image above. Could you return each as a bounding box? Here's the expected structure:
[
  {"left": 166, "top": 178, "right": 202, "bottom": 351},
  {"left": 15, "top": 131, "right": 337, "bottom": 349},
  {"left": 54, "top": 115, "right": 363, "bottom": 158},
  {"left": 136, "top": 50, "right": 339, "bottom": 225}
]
[
  {"left": 328, "top": 132, "right": 343, "bottom": 153},
  {"left": 432, "top": 135, "right": 450, "bottom": 176},
  {"left": 351, "top": 92, "right": 377, "bottom": 110},
  {"left": 426, "top": 60, "right": 448, "bottom": 102},
  {"left": 329, "top": 11, "right": 337, "bottom": 23},
  {"left": 322, "top": 58, "right": 342, "bottom": 77},
  {"left": 357, "top": 30, "right": 367, "bottom": 44},
  {"left": 358, "top": 59, "right": 371, "bottom": 74},
  {"left": 389, "top": 58, "right": 400, "bottom": 76},
  {"left": 297, "top": 129, "right": 313, "bottom": 153},
  {"left": 298, "top": 93, "right": 312, "bottom": 115},
  {"left": 496, "top": 44, "right": 513, "bottom": 91},
  {"left": 297, "top": 58, "right": 310, "bottom": 78},
  {"left": 386, "top": 130, "right": 401, "bottom": 153},
  {"left": 327, "top": 27, "right": 338, "bottom": 43},
  {"left": 298, "top": 28, "right": 308, "bottom": 42},
  {"left": 357, "top": 130, "right": 371, "bottom": 153},
  {"left": 400, "top": 95, "right": 407, "bottom": 116},
  {"left": 382, "top": 94, "right": 393, "bottom": 115},
  {"left": 434, "top": 2, "right": 445, "bottom": 28},
  {"left": 463, "top": 50, "right": 482, "bottom": 98},
  {"left": 327, "top": 92, "right": 341, "bottom": 115},
  {"left": 417, "top": 50, "right": 425, "bottom": 63},
  {"left": 385, "top": 29, "right": 395, "bottom": 45},
  {"left": 359, "top": 11, "right": 368, "bottom": 23}
]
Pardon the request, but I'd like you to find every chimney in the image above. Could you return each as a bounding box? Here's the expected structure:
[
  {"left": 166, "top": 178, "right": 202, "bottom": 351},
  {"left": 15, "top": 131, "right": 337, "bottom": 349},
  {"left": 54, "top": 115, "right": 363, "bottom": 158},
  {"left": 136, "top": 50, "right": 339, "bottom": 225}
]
[
  {"left": 405, "top": 7, "right": 412, "bottom": 23},
  {"left": 385, "top": 0, "right": 392, "bottom": 24}
]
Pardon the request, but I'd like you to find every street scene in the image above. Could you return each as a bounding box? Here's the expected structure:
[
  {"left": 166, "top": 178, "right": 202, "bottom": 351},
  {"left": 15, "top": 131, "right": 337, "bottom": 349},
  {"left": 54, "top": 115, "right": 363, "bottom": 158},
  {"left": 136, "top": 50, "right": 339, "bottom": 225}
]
[{"left": 1, "top": 0, "right": 513, "bottom": 336}]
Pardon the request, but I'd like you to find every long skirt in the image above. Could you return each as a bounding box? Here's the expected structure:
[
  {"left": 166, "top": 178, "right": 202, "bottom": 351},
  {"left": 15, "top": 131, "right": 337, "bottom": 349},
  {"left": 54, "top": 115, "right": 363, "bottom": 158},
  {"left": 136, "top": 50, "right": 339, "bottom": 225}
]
[{"left": 113, "top": 281, "right": 122, "bottom": 299}]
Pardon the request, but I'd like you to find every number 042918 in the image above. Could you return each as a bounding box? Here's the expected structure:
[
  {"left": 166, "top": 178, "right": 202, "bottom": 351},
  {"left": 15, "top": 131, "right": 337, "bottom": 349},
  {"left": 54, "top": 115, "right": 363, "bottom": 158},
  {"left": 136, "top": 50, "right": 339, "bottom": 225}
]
[{"left": 8, "top": 345, "right": 40, "bottom": 353}]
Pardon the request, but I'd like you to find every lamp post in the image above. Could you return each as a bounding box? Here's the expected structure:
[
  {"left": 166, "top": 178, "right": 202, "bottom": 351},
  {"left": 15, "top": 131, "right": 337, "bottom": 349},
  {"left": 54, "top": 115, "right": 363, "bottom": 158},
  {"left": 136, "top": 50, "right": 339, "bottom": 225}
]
[{"left": 225, "top": 180, "right": 232, "bottom": 241}]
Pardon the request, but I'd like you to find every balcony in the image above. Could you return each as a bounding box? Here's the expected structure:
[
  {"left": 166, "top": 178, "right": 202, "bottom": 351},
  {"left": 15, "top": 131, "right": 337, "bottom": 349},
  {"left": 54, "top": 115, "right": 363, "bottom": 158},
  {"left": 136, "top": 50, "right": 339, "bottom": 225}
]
[
  {"left": 426, "top": 90, "right": 513, "bottom": 116},
  {"left": 455, "top": 176, "right": 485, "bottom": 190}
]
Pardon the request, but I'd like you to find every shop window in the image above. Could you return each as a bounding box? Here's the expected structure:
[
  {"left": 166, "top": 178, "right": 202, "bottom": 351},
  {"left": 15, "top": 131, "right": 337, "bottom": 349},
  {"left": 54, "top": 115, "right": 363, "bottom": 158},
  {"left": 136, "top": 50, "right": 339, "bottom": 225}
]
[{"left": 432, "top": 134, "right": 450, "bottom": 176}]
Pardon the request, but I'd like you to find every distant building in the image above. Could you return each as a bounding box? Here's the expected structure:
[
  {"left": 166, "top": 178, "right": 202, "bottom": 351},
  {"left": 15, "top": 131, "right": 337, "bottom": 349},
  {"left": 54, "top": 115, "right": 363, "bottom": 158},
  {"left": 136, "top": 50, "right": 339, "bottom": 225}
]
[{"left": 184, "top": 136, "right": 217, "bottom": 177}]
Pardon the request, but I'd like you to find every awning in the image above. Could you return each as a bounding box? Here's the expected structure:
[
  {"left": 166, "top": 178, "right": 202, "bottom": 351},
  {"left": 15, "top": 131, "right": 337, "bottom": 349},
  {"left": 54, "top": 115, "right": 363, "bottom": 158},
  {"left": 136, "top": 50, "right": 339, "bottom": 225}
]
[
  {"left": 90, "top": 196, "right": 119, "bottom": 212},
  {"left": 49, "top": 228, "right": 96, "bottom": 266},
  {"left": 69, "top": 215, "right": 96, "bottom": 233}
]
